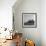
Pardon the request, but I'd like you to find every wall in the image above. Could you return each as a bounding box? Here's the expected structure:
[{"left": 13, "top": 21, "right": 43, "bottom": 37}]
[
  {"left": 41, "top": 0, "right": 46, "bottom": 46},
  {"left": 0, "top": 0, "right": 16, "bottom": 30},
  {"left": 13, "top": 0, "right": 41, "bottom": 46}
]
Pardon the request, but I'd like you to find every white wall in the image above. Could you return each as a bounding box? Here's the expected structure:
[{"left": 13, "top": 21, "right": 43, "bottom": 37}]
[
  {"left": 0, "top": 0, "right": 16, "bottom": 30},
  {"left": 41, "top": 0, "right": 46, "bottom": 46},
  {"left": 13, "top": 0, "right": 42, "bottom": 46}
]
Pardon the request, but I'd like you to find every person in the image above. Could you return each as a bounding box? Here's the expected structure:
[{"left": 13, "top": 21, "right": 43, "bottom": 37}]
[{"left": 15, "top": 34, "right": 22, "bottom": 46}]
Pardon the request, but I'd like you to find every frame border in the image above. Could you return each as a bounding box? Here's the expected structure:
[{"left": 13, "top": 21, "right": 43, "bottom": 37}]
[{"left": 22, "top": 13, "right": 37, "bottom": 28}]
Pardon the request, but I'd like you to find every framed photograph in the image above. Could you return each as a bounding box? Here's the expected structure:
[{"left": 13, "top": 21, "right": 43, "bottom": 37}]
[{"left": 22, "top": 13, "right": 37, "bottom": 28}]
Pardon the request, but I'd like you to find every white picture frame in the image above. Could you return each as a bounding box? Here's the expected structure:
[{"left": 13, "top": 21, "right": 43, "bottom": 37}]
[{"left": 22, "top": 13, "right": 37, "bottom": 28}]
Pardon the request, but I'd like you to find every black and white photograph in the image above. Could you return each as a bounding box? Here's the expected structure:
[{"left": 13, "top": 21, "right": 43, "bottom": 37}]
[{"left": 22, "top": 13, "right": 37, "bottom": 28}]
